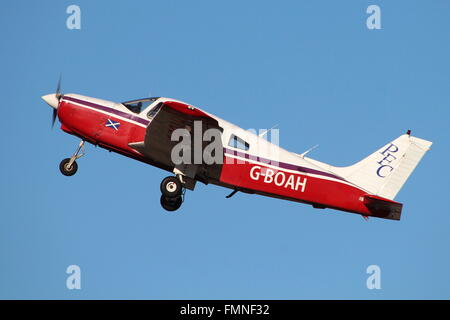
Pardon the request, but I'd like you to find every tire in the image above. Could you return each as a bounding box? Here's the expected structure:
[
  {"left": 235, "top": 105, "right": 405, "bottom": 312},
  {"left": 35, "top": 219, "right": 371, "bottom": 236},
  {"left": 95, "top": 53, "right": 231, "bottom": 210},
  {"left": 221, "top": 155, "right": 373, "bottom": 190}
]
[
  {"left": 59, "top": 158, "right": 78, "bottom": 176},
  {"left": 160, "top": 176, "right": 182, "bottom": 198},
  {"left": 160, "top": 195, "right": 182, "bottom": 212}
]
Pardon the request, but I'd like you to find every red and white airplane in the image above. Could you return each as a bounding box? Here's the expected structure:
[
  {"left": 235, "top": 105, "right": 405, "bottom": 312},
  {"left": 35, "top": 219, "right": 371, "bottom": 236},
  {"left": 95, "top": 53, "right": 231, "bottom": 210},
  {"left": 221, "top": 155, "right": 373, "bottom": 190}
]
[{"left": 42, "top": 83, "right": 432, "bottom": 220}]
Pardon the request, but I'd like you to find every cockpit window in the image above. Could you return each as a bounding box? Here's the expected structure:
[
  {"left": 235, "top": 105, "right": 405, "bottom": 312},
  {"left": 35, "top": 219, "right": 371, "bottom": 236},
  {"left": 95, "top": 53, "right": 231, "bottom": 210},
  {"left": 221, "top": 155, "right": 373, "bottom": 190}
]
[
  {"left": 122, "top": 97, "right": 160, "bottom": 114},
  {"left": 228, "top": 134, "right": 250, "bottom": 151}
]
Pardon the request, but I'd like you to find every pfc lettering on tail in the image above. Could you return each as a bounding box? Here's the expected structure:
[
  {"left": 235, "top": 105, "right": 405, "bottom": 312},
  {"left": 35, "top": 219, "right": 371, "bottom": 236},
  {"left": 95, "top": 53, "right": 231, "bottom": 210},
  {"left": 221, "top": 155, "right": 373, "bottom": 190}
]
[{"left": 376, "top": 143, "right": 398, "bottom": 178}]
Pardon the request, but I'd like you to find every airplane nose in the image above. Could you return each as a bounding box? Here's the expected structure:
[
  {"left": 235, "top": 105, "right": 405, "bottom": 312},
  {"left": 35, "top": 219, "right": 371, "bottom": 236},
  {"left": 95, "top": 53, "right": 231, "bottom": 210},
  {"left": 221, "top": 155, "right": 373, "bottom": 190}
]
[{"left": 41, "top": 93, "right": 59, "bottom": 109}]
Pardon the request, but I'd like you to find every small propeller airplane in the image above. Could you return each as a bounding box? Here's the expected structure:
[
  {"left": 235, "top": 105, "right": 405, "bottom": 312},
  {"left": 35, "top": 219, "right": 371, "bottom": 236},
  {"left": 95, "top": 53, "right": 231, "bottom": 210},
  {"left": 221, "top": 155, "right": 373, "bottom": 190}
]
[{"left": 42, "top": 80, "right": 432, "bottom": 220}]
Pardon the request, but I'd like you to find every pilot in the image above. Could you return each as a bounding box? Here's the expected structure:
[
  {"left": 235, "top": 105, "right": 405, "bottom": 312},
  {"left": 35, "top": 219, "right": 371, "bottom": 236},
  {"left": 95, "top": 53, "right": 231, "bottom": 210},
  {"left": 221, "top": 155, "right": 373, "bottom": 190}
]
[
  {"left": 132, "top": 102, "right": 142, "bottom": 113},
  {"left": 137, "top": 101, "right": 142, "bottom": 109}
]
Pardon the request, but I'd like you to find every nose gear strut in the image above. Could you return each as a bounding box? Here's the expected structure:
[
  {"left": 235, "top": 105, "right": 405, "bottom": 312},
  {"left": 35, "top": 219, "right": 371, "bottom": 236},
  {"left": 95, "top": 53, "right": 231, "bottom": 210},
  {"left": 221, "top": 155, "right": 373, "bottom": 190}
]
[{"left": 59, "top": 140, "right": 85, "bottom": 176}]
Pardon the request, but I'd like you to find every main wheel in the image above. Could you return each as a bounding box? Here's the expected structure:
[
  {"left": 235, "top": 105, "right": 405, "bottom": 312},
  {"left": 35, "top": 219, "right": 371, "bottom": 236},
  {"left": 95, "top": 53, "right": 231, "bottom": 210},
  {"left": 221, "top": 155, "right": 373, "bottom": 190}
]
[
  {"left": 160, "top": 195, "right": 182, "bottom": 212},
  {"left": 59, "top": 158, "right": 78, "bottom": 176},
  {"left": 160, "top": 176, "right": 182, "bottom": 198}
]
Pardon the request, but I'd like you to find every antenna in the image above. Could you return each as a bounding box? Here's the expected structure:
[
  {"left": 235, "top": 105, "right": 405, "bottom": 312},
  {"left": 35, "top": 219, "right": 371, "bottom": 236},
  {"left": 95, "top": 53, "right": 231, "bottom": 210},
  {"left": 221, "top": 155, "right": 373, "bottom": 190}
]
[
  {"left": 258, "top": 124, "right": 279, "bottom": 138},
  {"left": 300, "top": 144, "right": 319, "bottom": 158}
]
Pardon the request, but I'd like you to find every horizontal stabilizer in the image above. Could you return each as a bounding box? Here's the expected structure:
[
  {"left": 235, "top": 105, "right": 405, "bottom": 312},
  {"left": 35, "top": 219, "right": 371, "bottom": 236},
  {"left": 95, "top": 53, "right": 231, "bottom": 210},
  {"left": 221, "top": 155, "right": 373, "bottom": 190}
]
[{"left": 363, "top": 194, "right": 403, "bottom": 220}]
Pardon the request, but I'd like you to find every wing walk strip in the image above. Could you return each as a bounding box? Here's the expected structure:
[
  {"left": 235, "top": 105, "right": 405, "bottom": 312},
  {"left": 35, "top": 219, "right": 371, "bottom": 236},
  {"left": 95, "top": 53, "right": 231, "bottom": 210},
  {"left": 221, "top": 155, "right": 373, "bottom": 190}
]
[
  {"left": 63, "top": 96, "right": 150, "bottom": 128},
  {"left": 224, "top": 148, "right": 362, "bottom": 188}
]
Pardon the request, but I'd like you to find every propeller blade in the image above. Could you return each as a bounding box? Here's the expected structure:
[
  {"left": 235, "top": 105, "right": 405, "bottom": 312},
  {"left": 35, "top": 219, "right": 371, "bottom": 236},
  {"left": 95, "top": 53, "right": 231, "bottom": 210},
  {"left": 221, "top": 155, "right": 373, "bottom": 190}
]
[
  {"left": 56, "top": 74, "right": 62, "bottom": 100},
  {"left": 52, "top": 109, "right": 57, "bottom": 128}
]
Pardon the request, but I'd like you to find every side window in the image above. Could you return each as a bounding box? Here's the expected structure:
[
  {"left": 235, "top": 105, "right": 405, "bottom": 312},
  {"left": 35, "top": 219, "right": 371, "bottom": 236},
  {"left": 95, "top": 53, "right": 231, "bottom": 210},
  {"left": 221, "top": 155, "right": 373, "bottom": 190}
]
[
  {"left": 147, "top": 103, "right": 162, "bottom": 119},
  {"left": 228, "top": 134, "right": 250, "bottom": 151}
]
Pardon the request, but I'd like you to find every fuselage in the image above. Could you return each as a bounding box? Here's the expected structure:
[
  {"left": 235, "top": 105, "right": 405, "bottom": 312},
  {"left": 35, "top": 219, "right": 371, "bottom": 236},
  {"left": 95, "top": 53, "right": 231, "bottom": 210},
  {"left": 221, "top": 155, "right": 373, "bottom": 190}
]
[{"left": 54, "top": 93, "right": 378, "bottom": 217}]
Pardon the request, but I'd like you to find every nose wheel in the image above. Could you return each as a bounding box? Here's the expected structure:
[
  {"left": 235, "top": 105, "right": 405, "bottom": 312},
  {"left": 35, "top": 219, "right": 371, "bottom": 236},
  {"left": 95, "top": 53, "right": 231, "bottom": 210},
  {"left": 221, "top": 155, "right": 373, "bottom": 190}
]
[
  {"left": 160, "top": 176, "right": 184, "bottom": 212},
  {"left": 60, "top": 158, "right": 78, "bottom": 176},
  {"left": 59, "top": 140, "right": 85, "bottom": 176}
]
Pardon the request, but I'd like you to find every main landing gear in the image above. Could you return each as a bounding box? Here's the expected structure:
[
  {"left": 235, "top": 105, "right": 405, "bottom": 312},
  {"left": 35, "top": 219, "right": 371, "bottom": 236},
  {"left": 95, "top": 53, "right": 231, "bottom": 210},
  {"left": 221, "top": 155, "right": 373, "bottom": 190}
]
[
  {"left": 160, "top": 176, "right": 184, "bottom": 212},
  {"left": 59, "top": 140, "right": 85, "bottom": 176},
  {"left": 58, "top": 141, "right": 186, "bottom": 211}
]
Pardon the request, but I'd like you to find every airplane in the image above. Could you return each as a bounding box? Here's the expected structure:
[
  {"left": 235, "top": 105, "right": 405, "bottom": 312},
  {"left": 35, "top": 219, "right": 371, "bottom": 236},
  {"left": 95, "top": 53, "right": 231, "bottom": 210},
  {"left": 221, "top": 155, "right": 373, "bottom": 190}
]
[{"left": 42, "top": 81, "right": 432, "bottom": 220}]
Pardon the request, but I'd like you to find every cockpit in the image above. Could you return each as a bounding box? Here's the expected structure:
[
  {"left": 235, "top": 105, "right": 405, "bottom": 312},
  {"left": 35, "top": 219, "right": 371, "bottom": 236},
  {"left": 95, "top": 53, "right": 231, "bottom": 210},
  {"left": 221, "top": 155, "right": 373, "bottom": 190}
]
[{"left": 121, "top": 97, "right": 160, "bottom": 114}]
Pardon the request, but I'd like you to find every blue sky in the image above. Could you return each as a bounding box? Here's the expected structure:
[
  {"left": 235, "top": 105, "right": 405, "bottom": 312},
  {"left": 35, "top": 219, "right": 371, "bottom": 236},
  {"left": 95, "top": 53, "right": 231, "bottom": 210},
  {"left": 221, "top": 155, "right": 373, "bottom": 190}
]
[{"left": 0, "top": 0, "right": 449, "bottom": 299}]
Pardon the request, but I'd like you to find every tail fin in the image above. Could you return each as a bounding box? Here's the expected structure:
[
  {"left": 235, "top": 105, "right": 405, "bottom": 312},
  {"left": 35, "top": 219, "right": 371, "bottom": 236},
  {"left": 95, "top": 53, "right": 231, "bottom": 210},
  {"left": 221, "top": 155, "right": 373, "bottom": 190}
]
[{"left": 331, "top": 133, "right": 432, "bottom": 200}]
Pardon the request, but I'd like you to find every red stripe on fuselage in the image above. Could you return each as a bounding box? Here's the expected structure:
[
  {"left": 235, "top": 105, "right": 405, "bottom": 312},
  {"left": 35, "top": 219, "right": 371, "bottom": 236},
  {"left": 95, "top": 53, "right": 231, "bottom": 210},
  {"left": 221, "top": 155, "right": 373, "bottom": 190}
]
[{"left": 219, "top": 155, "right": 372, "bottom": 215}]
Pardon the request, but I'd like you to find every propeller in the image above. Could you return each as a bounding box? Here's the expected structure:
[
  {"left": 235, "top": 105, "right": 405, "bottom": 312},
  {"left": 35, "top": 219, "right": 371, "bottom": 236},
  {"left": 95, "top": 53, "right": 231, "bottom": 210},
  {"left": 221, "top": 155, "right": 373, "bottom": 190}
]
[{"left": 52, "top": 75, "right": 63, "bottom": 128}]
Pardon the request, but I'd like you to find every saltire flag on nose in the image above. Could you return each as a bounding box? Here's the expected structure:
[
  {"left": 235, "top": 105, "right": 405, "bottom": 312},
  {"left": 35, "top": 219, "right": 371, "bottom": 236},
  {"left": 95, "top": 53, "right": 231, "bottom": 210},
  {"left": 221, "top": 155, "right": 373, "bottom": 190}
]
[{"left": 106, "top": 119, "right": 120, "bottom": 130}]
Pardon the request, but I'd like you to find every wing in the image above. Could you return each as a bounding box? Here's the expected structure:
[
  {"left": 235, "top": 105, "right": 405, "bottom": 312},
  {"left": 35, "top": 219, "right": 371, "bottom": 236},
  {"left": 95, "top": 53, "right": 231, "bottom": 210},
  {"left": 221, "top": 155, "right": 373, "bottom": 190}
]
[{"left": 129, "top": 101, "right": 224, "bottom": 183}]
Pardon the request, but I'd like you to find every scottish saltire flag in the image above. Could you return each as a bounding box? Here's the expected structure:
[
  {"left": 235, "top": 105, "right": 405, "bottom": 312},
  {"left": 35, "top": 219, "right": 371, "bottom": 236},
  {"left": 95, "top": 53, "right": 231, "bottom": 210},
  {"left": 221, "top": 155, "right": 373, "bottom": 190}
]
[{"left": 105, "top": 119, "right": 120, "bottom": 130}]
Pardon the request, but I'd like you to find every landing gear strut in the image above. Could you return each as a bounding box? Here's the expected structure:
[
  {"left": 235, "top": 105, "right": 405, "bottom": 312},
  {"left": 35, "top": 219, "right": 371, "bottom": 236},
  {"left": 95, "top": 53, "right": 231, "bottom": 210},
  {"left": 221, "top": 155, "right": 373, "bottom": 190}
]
[
  {"left": 160, "top": 175, "right": 184, "bottom": 212},
  {"left": 59, "top": 140, "right": 85, "bottom": 176}
]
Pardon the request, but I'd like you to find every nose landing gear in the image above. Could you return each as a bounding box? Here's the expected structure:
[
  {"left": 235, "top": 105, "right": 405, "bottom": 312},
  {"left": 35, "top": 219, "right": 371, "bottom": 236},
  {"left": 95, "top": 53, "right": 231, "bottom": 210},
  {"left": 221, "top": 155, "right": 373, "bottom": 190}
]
[
  {"left": 160, "top": 176, "right": 184, "bottom": 212},
  {"left": 59, "top": 140, "right": 85, "bottom": 176}
]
